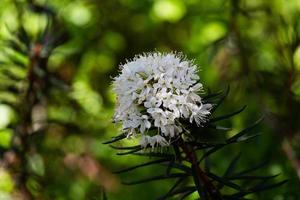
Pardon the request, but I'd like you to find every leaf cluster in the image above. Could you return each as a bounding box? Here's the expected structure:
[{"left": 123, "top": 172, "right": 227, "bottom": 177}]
[{"left": 106, "top": 87, "right": 286, "bottom": 200}]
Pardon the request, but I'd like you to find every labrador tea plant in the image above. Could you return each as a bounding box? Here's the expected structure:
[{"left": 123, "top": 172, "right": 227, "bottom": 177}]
[{"left": 106, "top": 52, "right": 286, "bottom": 200}]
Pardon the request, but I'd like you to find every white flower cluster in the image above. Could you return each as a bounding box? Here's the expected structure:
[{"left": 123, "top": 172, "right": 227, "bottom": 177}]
[{"left": 113, "top": 52, "right": 211, "bottom": 148}]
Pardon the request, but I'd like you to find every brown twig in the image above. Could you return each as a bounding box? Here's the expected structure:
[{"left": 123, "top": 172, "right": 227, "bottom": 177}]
[
  {"left": 13, "top": 42, "right": 47, "bottom": 200},
  {"left": 179, "top": 141, "right": 222, "bottom": 200},
  {"left": 282, "top": 139, "right": 300, "bottom": 179}
]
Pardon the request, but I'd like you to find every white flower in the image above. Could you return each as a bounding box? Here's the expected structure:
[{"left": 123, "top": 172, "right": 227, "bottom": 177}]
[
  {"left": 113, "top": 52, "right": 211, "bottom": 148},
  {"left": 140, "top": 135, "right": 169, "bottom": 148}
]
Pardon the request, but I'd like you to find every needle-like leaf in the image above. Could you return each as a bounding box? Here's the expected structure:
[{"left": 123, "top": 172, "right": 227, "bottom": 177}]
[
  {"left": 224, "top": 153, "right": 241, "bottom": 177},
  {"left": 210, "top": 85, "right": 230, "bottom": 113},
  {"left": 206, "top": 172, "right": 243, "bottom": 191},
  {"left": 122, "top": 173, "right": 188, "bottom": 185},
  {"left": 103, "top": 132, "right": 127, "bottom": 144},
  {"left": 227, "top": 117, "right": 263, "bottom": 143},
  {"left": 210, "top": 105, "right": 246, "bottom": 123},
  {"left": 116, "top": 147, "right": 143, "bottom": 155},
  {"left": 114, "top": 158, "right": 169, "bottom": 174},
  {"left": 157, "top": 177, "right": 186, "bottom": 200}
]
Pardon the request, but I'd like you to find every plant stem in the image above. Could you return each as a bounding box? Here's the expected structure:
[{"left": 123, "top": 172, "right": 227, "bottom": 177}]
[
  {"left": 14, "top": 43, "right": 47, "bottom": 200},
  {"left": 282, "top": 139, "right": 300, "bottom": 179},
  {"left": 180, "top": 141, "right": 222, "bottom": 200}
]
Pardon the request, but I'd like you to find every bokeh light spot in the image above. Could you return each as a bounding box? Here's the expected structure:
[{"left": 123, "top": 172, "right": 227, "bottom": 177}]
[
  {"left": 152, "top": 0, "right": 186, "bottom": 22},
  {"left": 0, "top": 129, "right": 13, "bottom": 148},
  {"left": 72, "top": 81, "right": 103, "bottom": 116},
  {"left": 0, "top": 105, "right": 13, "bottom": 129},
  {"left": 67, "top": 4, "right": 91, "bottom": 26},
  {"left": 200, "top": 22, "right": 226, "bottom": 44},
  {"left": 293, "top": 46, "right": 300, "bottom": 70},
  {"left": 0, "top": 169, "right": 14, "bottom": 193}
]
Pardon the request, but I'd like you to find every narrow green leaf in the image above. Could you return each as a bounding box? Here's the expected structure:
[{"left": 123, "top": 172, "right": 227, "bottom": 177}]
[
  {"left": 210, "top": 85, "right": 230, "bottom": 113},
  {"left": 251, "top": 179, "right": 288, "bottom": 192},
  {"left": 207, "top": 124, "right": 232, "bottom": 131},
  {"left": 122, "top": 173, "right": 188, "bottom": 185},
  {"left": 163, "top": 162, "right": 192, "bottom": 174},
  {"left": 133, "top": 152, "right": 175, "bottom": 159},
  {"left": 28, "top": 3, "right": 56, "bottom": 16},
  {"left": 210, "top": 106, "right": 246, "bottom": 123},
  {"left": 236, "top": 134, "right": 260, "bottom": 142},
  {"left": 228, "top": 180, "right": 287, "bottom": 198},
  {"left": 110, "top": 145, "right": 141, "bottom": 150},
  {"left": 235, "top": 160, "right": 269, "bottom": 176},
  {"left": 203, "top": 91, "right": 223, "bottom": 101},
  {"left": 206, "top": 172, "right": 243, "bottom": 191},
  {"left": 224, "top": 153, "right": 241, "bottom": 177},
  {"left": 180, "top": 189, "right": 196, "bottom": 200},
  {"left": 103, "top": 133, "right": 127, "bottom": 144},
  {"left": 6, "top": 40, "right": 27, "bottom": 55},
  {"left": 227, "top": 117, "right": 263, "bottom": 143},
  {"left": 158, "top": 186, "right": 196, "bottom": 200},
  {"left": 17, "top": 25, "right": 30, "bottom": 49},
  {"left": 157, "top": 177, "right": 186, "bottom": 200},
  {"left": 194, "top": 143, "right": 216, "bottom": 150},
  {"left": 8, "top": 57, "right": 26, "bottom": 68},
  {"left": 200, "top": 132, "right": 259, "bottom": 162},
  {"left": 166, "top": 159, "right": 174, "bottom": 175},
  {"left": 228, "top": 174, "right": 279, "bottom": 181},
  {"left": 114, "top": 158, "right": 169, "bottom": 174},
  {"left": 200, "top": 145, "right": 224, "bottom": 161},
  {"left": 116, "top": 147, "right": 142, "bottom": 155}
]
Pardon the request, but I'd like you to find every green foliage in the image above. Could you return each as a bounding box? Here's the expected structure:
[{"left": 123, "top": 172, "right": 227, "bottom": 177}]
[
  {"left": 107, "top": 89, "right": 285, "bottom": 199},
  {"left": 0, "top": 0, "right": 299, "bottom": 199}
]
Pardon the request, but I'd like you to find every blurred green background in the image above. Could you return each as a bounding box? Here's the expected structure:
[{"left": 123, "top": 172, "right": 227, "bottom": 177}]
[{"left": 0, "top": 0, "right": 300, "bottom": 199}]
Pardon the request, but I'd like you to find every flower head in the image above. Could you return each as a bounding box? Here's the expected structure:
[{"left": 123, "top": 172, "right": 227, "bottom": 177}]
[{"left": 113, "top": 52, "right": 211, "bottom": 148}]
